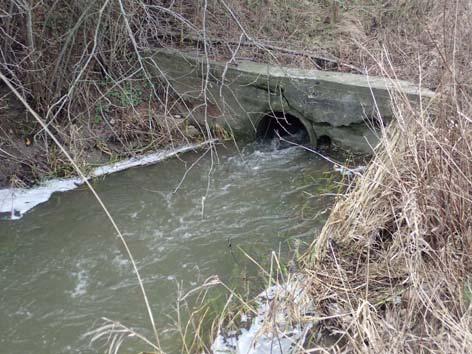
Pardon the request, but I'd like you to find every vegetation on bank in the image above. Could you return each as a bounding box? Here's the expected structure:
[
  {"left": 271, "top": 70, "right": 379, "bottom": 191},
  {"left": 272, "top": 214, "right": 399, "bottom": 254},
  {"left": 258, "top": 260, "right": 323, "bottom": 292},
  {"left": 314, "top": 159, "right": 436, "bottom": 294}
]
[
  {"left": 303, "top": 78, "right": 472, "bottom": 351},
  {"left": 1, "top": 0, "right": 471, "bottom": 353},
  {"left": 0, "top": 0, "right": 442, "bottom": 188},
  {"left": 210, "top": 1, "right": 472, "bottom": 353},
  {"left": 298, "top": 1, "right": 472, "bottom": 351}
]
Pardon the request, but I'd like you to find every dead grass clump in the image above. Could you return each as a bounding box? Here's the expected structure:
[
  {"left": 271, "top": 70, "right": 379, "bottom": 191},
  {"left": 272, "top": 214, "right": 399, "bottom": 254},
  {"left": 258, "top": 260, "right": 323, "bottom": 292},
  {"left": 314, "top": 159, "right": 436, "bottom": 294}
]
[{"left": 301, "top": 2, "right": 472, "bottom": 352}]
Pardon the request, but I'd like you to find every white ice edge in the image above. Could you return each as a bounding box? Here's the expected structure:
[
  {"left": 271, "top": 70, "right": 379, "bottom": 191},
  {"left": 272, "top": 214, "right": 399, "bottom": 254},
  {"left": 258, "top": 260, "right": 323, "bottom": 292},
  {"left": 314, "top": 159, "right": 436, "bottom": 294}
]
[
  {"left": 212, "top": 275, "right": 313, "bottom": 354},
  {"left": 0, "top": 140, "right": 216, "bottom": 220},
  {"left": 333, "top": 164, "right": 366, "bottom": 177}
]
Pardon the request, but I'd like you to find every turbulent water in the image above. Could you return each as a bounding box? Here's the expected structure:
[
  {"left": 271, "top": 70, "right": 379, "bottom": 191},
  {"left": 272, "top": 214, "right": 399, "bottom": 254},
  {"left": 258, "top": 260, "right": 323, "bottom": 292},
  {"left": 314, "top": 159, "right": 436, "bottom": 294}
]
[{"left": 0, "top": 141, "right": 335, "bottom": 353}]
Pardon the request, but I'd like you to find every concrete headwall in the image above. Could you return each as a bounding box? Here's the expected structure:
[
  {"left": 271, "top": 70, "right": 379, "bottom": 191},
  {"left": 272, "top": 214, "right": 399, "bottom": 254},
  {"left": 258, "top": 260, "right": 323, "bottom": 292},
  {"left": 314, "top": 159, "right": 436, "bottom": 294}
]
[{"left": 149, "top": 49, "right": 433, "bottom": 153}]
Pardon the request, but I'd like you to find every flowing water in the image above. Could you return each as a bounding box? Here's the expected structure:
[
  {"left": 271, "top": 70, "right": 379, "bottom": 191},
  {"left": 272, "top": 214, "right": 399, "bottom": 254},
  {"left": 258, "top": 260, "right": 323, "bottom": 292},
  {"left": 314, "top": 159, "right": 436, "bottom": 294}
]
[{"left": 0, "top": 141, "right": 336, "bottom": 353}]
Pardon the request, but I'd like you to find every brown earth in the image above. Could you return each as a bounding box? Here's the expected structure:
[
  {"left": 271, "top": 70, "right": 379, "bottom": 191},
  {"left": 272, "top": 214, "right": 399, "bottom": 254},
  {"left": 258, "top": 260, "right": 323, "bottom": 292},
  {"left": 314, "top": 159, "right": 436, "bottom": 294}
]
[{"left": 0, "top": 83, "right": 200, "bottom": 188}]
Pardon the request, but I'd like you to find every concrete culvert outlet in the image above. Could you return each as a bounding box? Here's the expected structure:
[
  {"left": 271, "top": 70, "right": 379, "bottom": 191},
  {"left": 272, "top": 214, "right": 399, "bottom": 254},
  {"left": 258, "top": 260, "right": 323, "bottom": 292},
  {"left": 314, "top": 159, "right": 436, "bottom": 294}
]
[{"left": 256, "top": 112, "right": 309, "bottom": 148}]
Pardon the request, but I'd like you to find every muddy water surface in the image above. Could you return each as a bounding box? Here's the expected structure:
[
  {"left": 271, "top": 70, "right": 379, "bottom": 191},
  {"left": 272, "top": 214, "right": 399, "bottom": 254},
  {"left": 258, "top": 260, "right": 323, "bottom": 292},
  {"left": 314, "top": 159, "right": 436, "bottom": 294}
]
[{"left": 0, "top": 141, "right": 335, "bottom": 353}]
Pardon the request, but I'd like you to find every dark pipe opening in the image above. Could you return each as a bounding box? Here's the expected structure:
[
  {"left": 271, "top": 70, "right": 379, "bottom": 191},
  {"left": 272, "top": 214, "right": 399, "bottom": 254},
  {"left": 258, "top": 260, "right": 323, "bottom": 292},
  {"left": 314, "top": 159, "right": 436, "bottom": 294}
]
[
  {"left": 317, "top": 135, "right": 332, "bottom": 149},
  {"left": 256, "top": 112, "right": 309, "bottom": 146}
]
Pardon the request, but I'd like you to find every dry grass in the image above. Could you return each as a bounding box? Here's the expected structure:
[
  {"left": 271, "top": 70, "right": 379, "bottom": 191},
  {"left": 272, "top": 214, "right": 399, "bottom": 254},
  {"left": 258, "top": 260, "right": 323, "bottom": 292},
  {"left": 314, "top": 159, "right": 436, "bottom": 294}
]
[{"left": 299, "top": 1, "right": 472, "bottom": 352}]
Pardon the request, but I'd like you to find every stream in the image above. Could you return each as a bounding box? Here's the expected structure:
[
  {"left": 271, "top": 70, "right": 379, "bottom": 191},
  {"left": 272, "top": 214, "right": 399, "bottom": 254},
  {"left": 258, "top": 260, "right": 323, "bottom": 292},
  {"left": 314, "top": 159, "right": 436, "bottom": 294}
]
[{"left": 0, "top": 140, "right": 336, "bottom": 353}]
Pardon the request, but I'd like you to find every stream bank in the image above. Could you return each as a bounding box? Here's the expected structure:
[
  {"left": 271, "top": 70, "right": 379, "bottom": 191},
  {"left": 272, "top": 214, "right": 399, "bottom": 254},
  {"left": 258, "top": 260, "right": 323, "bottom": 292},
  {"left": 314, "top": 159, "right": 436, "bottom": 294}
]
[
  {"left": 0, "top": 141, "right": 214, "bottom": 220},
  {"left": 0, "top": 83, "right": 206, "bottom": 189}
]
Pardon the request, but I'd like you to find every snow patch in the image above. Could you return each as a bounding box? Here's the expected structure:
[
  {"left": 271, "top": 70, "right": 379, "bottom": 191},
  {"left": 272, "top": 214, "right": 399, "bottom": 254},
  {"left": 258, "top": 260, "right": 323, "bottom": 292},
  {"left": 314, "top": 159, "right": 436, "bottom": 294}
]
[
  {"left": 212, "top": 275, "right": 313, "bottom": 354},
  {"left": 0, "top": 178, "right": 82, "bottom": 220}
]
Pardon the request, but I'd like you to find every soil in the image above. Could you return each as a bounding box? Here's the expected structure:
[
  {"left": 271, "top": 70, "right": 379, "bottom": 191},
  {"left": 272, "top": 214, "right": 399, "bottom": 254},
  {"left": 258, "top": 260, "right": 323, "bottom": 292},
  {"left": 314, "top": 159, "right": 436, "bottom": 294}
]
[{"left": 0, "top": 84, "right": 199, "bottom": 189}]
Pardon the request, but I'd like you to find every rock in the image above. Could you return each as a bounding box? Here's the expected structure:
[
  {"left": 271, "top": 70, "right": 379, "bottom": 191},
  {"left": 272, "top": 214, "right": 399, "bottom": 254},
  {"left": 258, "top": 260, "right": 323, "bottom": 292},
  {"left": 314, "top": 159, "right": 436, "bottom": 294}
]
[{"left": 185, "top": 125, "right": 200, "bottom": 138}]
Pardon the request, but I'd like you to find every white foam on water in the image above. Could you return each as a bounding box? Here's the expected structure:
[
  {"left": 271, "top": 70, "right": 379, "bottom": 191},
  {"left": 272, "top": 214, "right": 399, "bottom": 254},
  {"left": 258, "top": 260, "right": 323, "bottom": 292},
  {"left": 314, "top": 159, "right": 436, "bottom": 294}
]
[
  {"left": 14, "top": 307, "right": 33, "bottom": 319},
  {"left": 69, "top": 270, "right": 89, "bottom": 298},
  {"left": 111, "top": 253, "right": 130, "bottom": 270},
  {"left": 0, "top": 140, "right": 215, "bottom": 220},
  {"left": 226, "top": 143, "right": 304, "bottom": 173}
]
